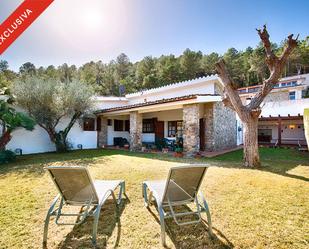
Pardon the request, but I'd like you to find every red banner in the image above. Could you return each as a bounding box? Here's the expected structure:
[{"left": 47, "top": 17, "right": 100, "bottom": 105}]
[{"left": 0, "top": 0, "right": 54, "bottom": 55}]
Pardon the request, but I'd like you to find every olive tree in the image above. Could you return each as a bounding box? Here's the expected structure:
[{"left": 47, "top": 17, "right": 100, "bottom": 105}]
[{"left": 12, "top": 77, "right": 94, "bottom": 152}]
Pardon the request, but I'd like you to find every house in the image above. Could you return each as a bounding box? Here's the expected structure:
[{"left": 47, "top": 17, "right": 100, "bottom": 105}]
[
  {"left": 6, "top": 75, "right": 237, "bottom": 155},
  {"left": 6, "top": 73, "right": 309, "bottom": 155},
  {"left": 95, "top": 75, "right": 237, "bottom": 156},
  {"left": 237, "top": 73, "right": 309, "bottom": 147}
]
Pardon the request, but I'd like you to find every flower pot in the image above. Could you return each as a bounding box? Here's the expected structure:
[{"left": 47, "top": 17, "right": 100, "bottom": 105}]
[
  {"left": 173, "top": 152, "right": 183, "bottom": 158},
  {"left": 162, "top": 148, "right": 169, "bottom": 153},
  {"left": 124, "top": 144, "right": 129, "bottom": 149}
]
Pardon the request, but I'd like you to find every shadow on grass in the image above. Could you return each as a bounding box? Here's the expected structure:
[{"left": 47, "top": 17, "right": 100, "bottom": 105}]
[
  {"left": 1, "top": 148, "right": 308, "bottom": 182},
  {"left": 0, "top": 149, "right": 110, "bottom": 177},
  {"left": 209, "top": 147, "right": 309, "bottom": 182},
  {"left": 146, "top": 205, "right": 233, "bottom": 249},
  {"left": 54, "top": 197, "right": 129, "bottom": 249},
  {"left": 99, "top": 148, "right": 309, "bottom": 182}
]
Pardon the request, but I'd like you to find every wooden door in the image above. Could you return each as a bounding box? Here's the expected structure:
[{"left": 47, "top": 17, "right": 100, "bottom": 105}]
[
  {"left": 199, "top": 118, "right": 205, "bottom": 151},
  {"left": 155, "top": 121, "right": 164, "bottom": 139}
]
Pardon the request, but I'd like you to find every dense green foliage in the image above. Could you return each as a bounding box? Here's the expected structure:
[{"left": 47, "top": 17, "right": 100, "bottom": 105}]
[
  {"left": 0, "top": 150, "right": 15, "bottom": 164},
  {"left": 1, "top": 37, "right": 308, "bottom": 96},
  {"left": 0, "top": 100, "right": 35, "bottom": 162}
]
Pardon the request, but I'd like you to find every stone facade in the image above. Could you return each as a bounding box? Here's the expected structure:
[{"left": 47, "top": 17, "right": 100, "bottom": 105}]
[
  {"left": 98, "top": 117, "right": 108, "bottom": 147},
  {"left": 204, "top": 102, "right": 237, "bottom": 151},
  {"left": 183, "top": 104, "right": 200, "bottom": 157},
  {"left": 129, "top": 111, "right": 142, "bottom": 151},
  {"left": 204, "top": 103, "right": 215, "bottom": 150}
]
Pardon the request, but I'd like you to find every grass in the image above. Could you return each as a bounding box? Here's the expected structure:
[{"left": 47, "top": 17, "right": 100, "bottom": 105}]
[{"left": 0, "top": 148, "right": 308, "bottom": 249}]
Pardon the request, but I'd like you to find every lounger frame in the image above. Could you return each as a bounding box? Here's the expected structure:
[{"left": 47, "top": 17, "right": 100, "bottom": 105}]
[
  {"left": 142, "top": 165, "right": 213, "bottom": 246},
  {"left": 43, "top": 166, "right": 125, "bottom": 247}
]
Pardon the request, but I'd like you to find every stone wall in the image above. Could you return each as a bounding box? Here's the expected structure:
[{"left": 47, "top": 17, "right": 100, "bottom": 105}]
[
  {"left": 183, "top": 104, "right": 200, "bottom": 156},
  {"left": 129, "top": 111, "right": 142, "bottom": 151},
  {"left": 204, "top": 103, "right": 215, "bottom": 150},
  {"left": 97, "top": 117, "right": 107, "bottom": 147},
  {"left": 204, "top": 102, "right": 237, "bottom": 151}
]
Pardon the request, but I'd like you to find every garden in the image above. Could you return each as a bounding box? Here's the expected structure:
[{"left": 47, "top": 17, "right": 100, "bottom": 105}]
[{"left": 0, "top": 148, "right": 308, "bottom": 248}]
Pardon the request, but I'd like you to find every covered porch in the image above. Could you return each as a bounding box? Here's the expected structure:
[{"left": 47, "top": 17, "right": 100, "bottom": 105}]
[
  {"left": 96, "top": 95, "right": 237, "bottom": 156},
  {"left": 258, "top": 115, "right": 307, "bottom": 148}
]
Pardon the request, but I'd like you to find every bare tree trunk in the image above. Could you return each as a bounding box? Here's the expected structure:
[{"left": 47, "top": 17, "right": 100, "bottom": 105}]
[
  {"left": 0, "top": 131, "right": 12, "bottom": 150},
  {"left": 215, "top": 25, "right": 298, "bottom": 168},
  {"left": 243, "top": 116, "right": 260, "bottom": 167}
]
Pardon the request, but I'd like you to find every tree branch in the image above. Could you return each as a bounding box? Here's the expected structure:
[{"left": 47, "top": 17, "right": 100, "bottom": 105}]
[
  {"left": 249, "top": 26, "right": 298, "bottom": 110},
  {"left": 256, "top": 25, "right": 278, "bottom": 71},
  {"left": 215, "top": 59, "right": 245, "bottom": 117},
  {"left": 279, "top": 34, "right": 299, "bottom": 65}
]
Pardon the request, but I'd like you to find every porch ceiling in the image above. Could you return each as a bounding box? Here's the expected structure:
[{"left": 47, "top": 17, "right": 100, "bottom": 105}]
[{"left": 96, "top": 94, "right": 221, "bottom": 116}]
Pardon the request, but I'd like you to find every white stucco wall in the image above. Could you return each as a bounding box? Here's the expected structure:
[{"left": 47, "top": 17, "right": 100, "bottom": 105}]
[
  {"left": 7, "top": 116, "right": 98, "bottom": 154},
  {"left": 106, "top": 116, "right": 130, "bottom": 146},
  {"left": 7, "top": 125, "right": 55, "bottom": 154},
  {"left": 93, "top": 97, "right": 128, "bottom": 110},
  {"left": 261, "top": 98, "right": 309, "bottom": 117},
  {"left": 126, "top": 80, "right": 216, "bottom": 105}
]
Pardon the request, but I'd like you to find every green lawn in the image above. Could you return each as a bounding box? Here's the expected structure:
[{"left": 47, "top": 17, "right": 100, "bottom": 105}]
[{"left": 0, "top": 148, "right": 308, "bottom": 249}]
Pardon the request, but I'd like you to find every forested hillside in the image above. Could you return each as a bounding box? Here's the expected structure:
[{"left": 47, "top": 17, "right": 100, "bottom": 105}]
[{"left": 1, "top": 37, "right": 308, "bottom": 96}]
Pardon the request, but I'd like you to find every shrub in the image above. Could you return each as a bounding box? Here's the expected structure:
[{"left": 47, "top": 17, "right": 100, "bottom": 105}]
[{"left": 0, "top": 150, "right": 16, "bottom": 164}]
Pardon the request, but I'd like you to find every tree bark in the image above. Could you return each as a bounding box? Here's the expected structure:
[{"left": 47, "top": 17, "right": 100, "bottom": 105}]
[
  {"left": 55, "top": 112, "right": 82, "bottom": 152},
  {"left": 0, "top": 131, "right": 12, "bottom": 150},
  {"left": 215, "top": 25, "right": 298, "bottom": 168},
  {"left": 243, "top": 115, "right": 260, "bottom": 167}
]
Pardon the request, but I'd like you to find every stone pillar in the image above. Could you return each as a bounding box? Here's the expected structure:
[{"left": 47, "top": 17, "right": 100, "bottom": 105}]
[
  {"left": 204, "top": 103, "right": 215, "bottom": 151},
  {"left": 204, "top": 102, "right": 237, "bottom": 151},
  {"left": 183, "top": 104, "right": 200, "bottom": 157},
  {"left": 130, "top": 111, "right": 142, "bottom": 151},
  {"left": 98, "top": 117, "right": 108, "bottom": 147}
]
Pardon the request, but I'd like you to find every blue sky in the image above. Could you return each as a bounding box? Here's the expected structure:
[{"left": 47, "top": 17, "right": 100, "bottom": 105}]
[{"left": 0, "top": 0, "right": 308, "bottom": 71}]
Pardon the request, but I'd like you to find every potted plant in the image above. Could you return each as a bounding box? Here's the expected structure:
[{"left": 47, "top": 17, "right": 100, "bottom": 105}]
[
  {"left": 162, "top": 147, "right": 169, "bottom": 153},
  {"left": 124, "top": 144, "right": 129, "bottom": 149},
  {"left": 173, "top": 147, "right": 183, "bottom": 157},
  {"left": 141, "top": 145, "right": 147, "bottom": 152},
  {"left": 194, "top": 151, "right": 202, "bottom": 159},
  {"left": 151, "top": 144, "right": 157, "bottom": 153}
]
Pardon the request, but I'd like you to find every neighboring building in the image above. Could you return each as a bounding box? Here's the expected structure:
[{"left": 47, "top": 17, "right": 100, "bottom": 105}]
[
  {"left": 238, "top": 73, "right": 309, "bottom": 147},
  {"left": 96, "top": 75, "right": 237, "bottom": 156}
]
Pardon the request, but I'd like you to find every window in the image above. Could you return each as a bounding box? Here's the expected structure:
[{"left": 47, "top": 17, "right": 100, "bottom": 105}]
[
  {"left": 291, "top": 81, "right": 297, "bottom": 86},
  {"left": 238, "top": 89, "right": 247, "bottom": 94},
  {"left": 83, "top": 118, "right": 95, "bottom": 131},
  {"left": 168, "top": 121, "right": 183, "bottom": 137},
  {"left": 114, "top": 119, "right": 124, "bottom": 131},
  {"left": 289, "top": 91, "right": 296, "bottom": 100},
  {"left": 107, "top": 119, "right": 112, "bottom": 126},
  {"left": 142, "top": 119, "right": 154, "bottom": 133},
  {"left": 302, "top": 89, "right": 309, "bottom": 98},
  {"left": 125, "top": 120, "right": 130, "bottom": 132},
  {"left": 248, "top": 87, "right": 259, "bottom": 93}
]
